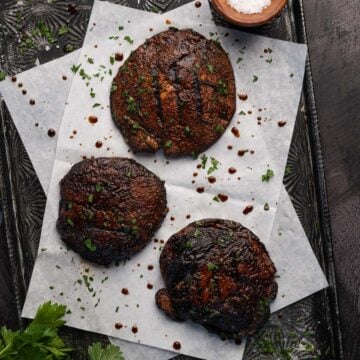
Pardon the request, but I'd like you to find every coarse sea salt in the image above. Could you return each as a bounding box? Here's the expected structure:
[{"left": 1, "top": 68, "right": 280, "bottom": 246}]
[{"left": 227, "top": 0, "right": 272, "bottom": 14}]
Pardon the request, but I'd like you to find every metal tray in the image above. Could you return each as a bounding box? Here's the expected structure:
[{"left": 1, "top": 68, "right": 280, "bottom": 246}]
[{"left": 0, "top": 0, "right": 343, "bottom": 358}]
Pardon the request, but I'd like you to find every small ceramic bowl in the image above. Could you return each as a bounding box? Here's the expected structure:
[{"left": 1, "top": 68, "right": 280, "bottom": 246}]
[{"left": 210, "top": 0, "right": 288, "bottom": 27}]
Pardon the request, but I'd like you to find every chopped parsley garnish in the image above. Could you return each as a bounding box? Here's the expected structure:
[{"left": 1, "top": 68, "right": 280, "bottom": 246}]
[
  {"left": 110, "top": 55, "right": 115, "bottom": 65},
  {"left": 90, "top": 88, "right": 95, "bottom": 98},
  {"left": 239, "top": 110, "right": 246, "bottom": 115},
  {"left": 207, "top": 64, "right": 214, "bottom": 73},
  {"left": 95, "top": 183, "right": 104, "bottom": 192},
  {"left": 236, "top": 57, "right": 243, "bottom": 64},
  {"left": 124, "top": 35, "right": 134, "bottom": 44},
  {"left": 185, "top": 240, "right": 193, "bottom": 249},
  {"left": 64, "top": 44, "right": 74, "bottom": 53},
  {"left": 200, "top": 154, "right": 208, "bottom": 169},
  {"left": 87, "top": 57, "right": 94, "bottom": 64},
  {"left": 58, "top": 26, "right": 69, "bottom": 35},
  {"left": 213, "top": 195, "right": 219, "bottom": 202},
  {"left": 264, "top": 202, "right": 270, "bottom": 211},
  {"left": 66, "top": 218, "right": 74, "bottom": 226},
  {"left": 265, "top": 58, "right": 273, "bottom": 63},
  {"left": 184, "top": 126, "right": 191, "bottom": 136},
  {"left": 194, "top": 228, "right": 201, "bottom": 237},
  {"left": 195, "top": 63, "right": 201, "bottom": 70},
  {"left": 92, "top": 103, "right": 101, "bottom": 108},
  {"left": 290, "top": 73, "right": 294, "bottom": 78},
  {"left": 216, "top": 79, "right": 227, "bottom": 95},
  {"left": 87, "top": 193, "right": 94, "bottom": 203},
  {"left": 118, "top": 25, "right": 124, "bottom": 31},
  {"left": 207, "top": 157, "right": 220, "bottom": 174},
  {"left": 261, "top": 169, "right": 274, "bottom": 182},
  {"left": 0, "top": 71, "right": 6, "bottom": 81},
  {"left": 126, "top": 96, "right": 139, "bottom": 113},
  {"left": 71, "top": 64, "right": 81, "bottom": 73},
  {"left": 84, "top": 238, "right": 96, "bottom": 252},
  {"left": 132, "top": 122, "right": 140, "bottom": 130},
  {"left": 79, "top": 68, "right": 91, "bottom": 80},
  {"left": 214, "top": 124, "right": 224, "bottom": 133},
  {"left": 111, "top": 83, "right": 118, "bottom": 92},
  {"left": 285, "top": 165, "right": 291, "bottom": 175},
  {"left": 164, "top": 140, "right": 173, "bottom": 148},
  {"left": 252, "top": 75, "right": 259, "bottom": 82},
  {"left": 207, "top": 263, "right": 219, "bottom": 271}
]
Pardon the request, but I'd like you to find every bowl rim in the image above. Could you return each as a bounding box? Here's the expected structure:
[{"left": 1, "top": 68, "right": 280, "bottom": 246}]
[{"left": 210, "top": 0, "right": 288, "bottom": 27}]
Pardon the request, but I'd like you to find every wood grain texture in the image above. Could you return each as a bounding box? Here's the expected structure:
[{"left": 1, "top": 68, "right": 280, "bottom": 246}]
[{"left": 302, "top": 1, "right": 360, "bottom": 359}]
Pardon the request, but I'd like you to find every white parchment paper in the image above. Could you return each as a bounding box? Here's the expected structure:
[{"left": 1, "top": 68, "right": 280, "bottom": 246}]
[{"left": 0, "top": 1, "right": 328, "bottom": 359}]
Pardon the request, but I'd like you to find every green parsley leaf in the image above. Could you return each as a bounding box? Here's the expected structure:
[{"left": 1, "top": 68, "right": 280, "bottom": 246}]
[
  {"left": 207, "top": 263, "right": 219, "bottom": 271},
  {"left": 111, "top": 83, "right": 118, "bottom": 92},
  {"left": 194, "top": 228, "right": 201, "bottom": 237},
  {"left": 264, "top": 202, "right": 270, "bottom": 211},
  {"left": 110, "top": 56, "right": 115, "bottom": 65},
  {"left": 93, "top": 103, "right": 101, "bottom": 108},
  {"left": 207, "top": 64, "right": 214, "bottom": 73},
  {"left": 214, "top": 124, "right": 224, "bottom": 133},
  {"left": 118, "top": 26, "right": 124, "bottom": 31},
  {"left": 64, "top": 44, "right": 74, "bottom": 53},
  {"left": 200, "top": 154, "right": 208, "bottom": 169},
  {"left": 58, "top": 26, "right": 69, "bottom": 35},
  {"left": 207, "top": 157, "right": 219, "bottom": 174},
  {"left": 265, "top": 58, "right": 272, "bottom": 63},
  {"left": 236, "top": 57, "right": 243, "bottom": 64},
  {"left": 87, "top": 193, "right": 94, "bottom": 203},
  {"left": 71, "top": 64, "right": 81, "bottom": 73},
  {"left": 124, "top": 35, "right": 134, "bottom": 44},
  {"left": 213, "top": 196, "right": 219, "bottom": 202},
  {"left": 252, "top": 75, "right": 258, "bottom": 82},
  {"left": 239, "top": 110, "right": 246, "bottom": 115},
  {"left": 67, "top": 218, "right": 74, "bottom": 226},
  {"left": 84, "top": 238, "right": 97, "bottom": 252},
  {"left": 0, "top": 71, "right": 6, "bottom": 81},
  {"left": 184, "top": 126, "right": 191, "bottom": 136},
  {"left": 88, "top": 342, "right": 125, "bottom": 360},
  {"left": 95, "top": 183, "right": 104, "bottom": 192},
  {"left": 88, "top": 57, "right": 94, "bottom": 64},
  {"left": 164, "top": 140, "right": 173, "bottom": 148},
  {"left": 261, "top": 169, "right": 274, "bottom": 182},
  {"left": 90, "top": 88, "right": 95, "bottom": 98},
  {"left": 285, "top": 165, "right": 291, "bottom": 175}
]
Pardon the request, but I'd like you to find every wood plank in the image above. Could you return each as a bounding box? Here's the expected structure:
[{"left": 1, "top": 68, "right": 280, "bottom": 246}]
[{"left": 302, "top": 1, "right": 360, "bottom": 358}]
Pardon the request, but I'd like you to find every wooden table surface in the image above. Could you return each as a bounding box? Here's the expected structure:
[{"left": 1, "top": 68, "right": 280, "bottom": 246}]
[{"left": 303, "top": 0, "right": 360, "bottom": 358}]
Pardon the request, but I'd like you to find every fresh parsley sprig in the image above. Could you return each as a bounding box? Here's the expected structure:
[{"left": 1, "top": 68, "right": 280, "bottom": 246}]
[{"left": 0, "top": 302, "right": 124, "bottom": 360}]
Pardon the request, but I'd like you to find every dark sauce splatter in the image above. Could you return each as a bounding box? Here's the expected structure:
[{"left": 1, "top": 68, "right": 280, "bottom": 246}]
[
  {"left": 237, "top": 149, "right": 248, "bottom": 156},
  {"left": 278, "top": 121, "right": 287, "bottom": 127},
  {"left": 217, "top": 194, "right": 228, "bottom": 202},
  {"left": 88, "top": 115, "right": 98, "bottom": 124},
  {"left": 35, "top": 123, "right": 39, "bottom": 127},
  {"left": 147, "top": 283, "right": 153, "bottom": 289},
  {"left": 173, "top": 341, "right": 181, "bottom": 350},
  {"left": 29, "top": 99, "right": 35, "bottom": 105},
  {"left": 243, "top": 205, "right": 253, "bottom": 215},
  {"left": 121, "top": 288, "right": 129, "bottom": 295},
  {"left": 170, "top": 216, "right": 175, "bottom": 221},
  {"left": 115, "top": 53, "right": 124, "bottom": 61},
  {"left": 228, "top": 167, "right": 236, "bottom": 174},
  {"left": 18, "top": 82, "right": 23, "bottom": 88},
  {"left": 195, "top": 1, "right": 202, "bottom": 7},
  {"left": 196, "top": 164, "right": 202, "bottom": 169},
  {"left": 186, "top": 214, "right": 191, "bottom": 219},
  {"left": 115, "top": 323, "right": 123, "bottom": 329},
  {"left": 147, "top": 265, "right": 154, "bottom": 270},
  {"left": 231, "top": 127, "right": 240, "bottom": 138},
  {"left": 62, "top": 75, "right": 67, "bottom": 80},
  {"left": 196, "top": 187, "right": 205, "bottom": 193},
  {"left": 208, "top": 176, "right": 216, "bottom": 184},
  {"left": 132, "top": 326, "right": 138, "bottom": 334},
  {"left": 47, "top": 128, "right": 56, "bottom": 137},
  {"left": 247, "top": 110, "right": 252, "bottom": 114},
  {"left": 22, "top": 89, "right": 27, "bottom": 95},
  {"left": 238, "top": 93, "right": 248, "bottom": 101},
  {"left": 95, "top": 140, "right": 103, "bottom": 148},
  {"left": 11, "top": 76, "right": 17, "bottom": 82},
  {"left": 193, "top": 172, "right": 198, "bottom": 177},
  {"left": 227, "top": 145, "right": 233, "bottom": 150}
]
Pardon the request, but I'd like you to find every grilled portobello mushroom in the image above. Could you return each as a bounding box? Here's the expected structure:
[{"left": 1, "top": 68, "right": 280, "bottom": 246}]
[
  {"left": 110, "top": 28, "right": 236, "bottom": 157},
  {"left": 56, "top": 157, "right": 167, "bottom": 265},
  {"left": 156, "top": 219, "right": 277, "bottom": 340}
]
